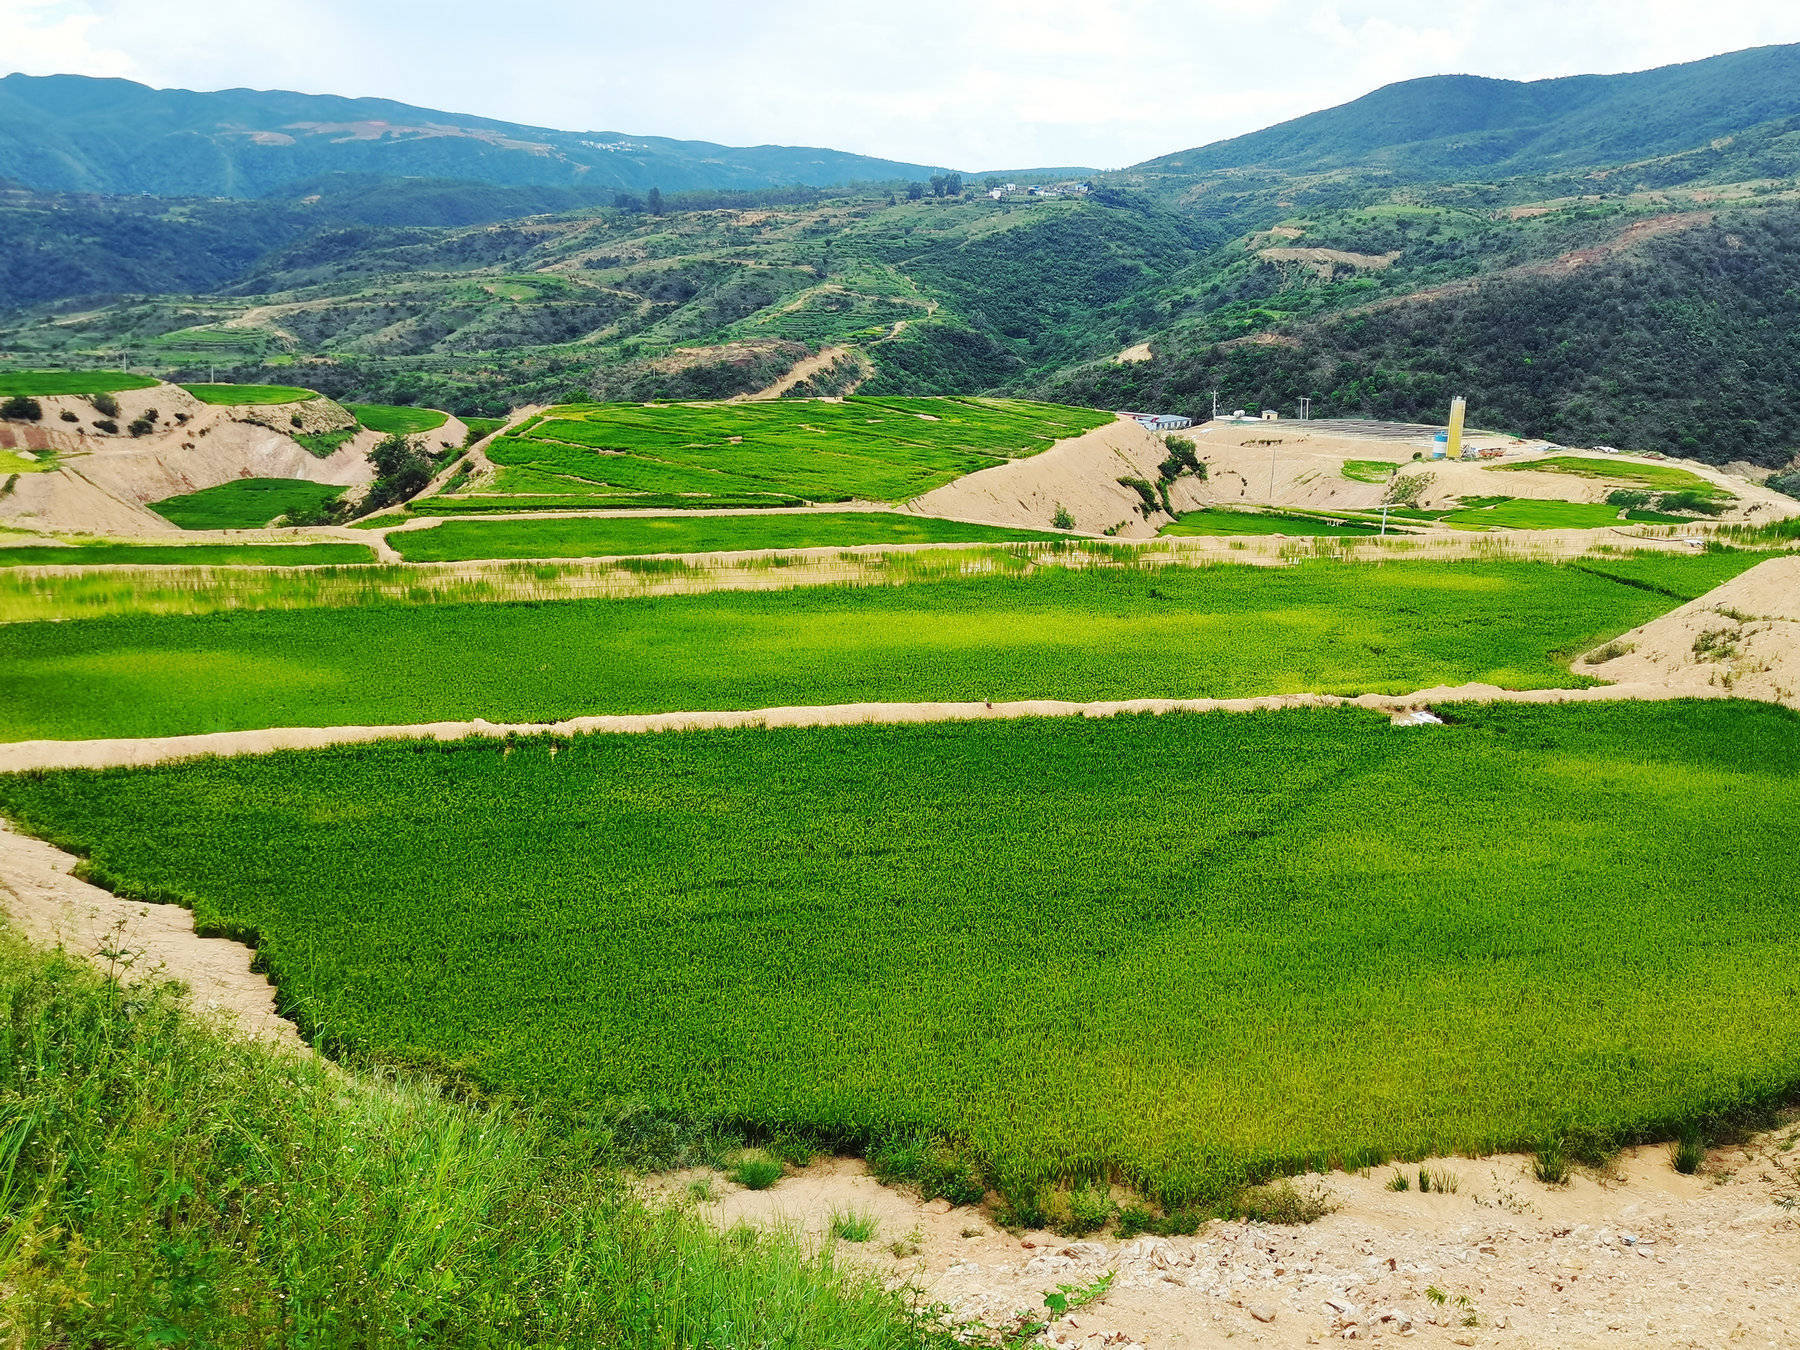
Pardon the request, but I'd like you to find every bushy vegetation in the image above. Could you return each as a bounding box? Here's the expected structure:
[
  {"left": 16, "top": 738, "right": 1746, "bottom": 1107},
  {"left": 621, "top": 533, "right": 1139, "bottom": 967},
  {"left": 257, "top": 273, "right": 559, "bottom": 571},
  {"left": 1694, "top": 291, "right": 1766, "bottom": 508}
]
[
  {"left": 0, "top": 935, "right": 943, "bottom": 1348},
  {"left": 5, "top": 701, "right": 1796, "bottom": 1206},
  {"left": 150, "top": 479, "right": 348, "bottom": 530},
  {"left": 1049, "top": 208, "right": 1800, "bottom": 469},
  {"left": 0, "top": 541, "right": 373, "bottom": 567},
  {"left": 0, "top": 554, "right": 1762, "bottom": 742},
  {"left": 179, "top": 383, "right": 319, "bottom": 405},
  {"left": 391, "top": 512, "right": 1061, "bottom": 562},
  {"left": 359, "top": 433, "right": 439, "bottom": 514},
  {"left": 480, "top": 398, "right": 1110, "bottom": 507}
]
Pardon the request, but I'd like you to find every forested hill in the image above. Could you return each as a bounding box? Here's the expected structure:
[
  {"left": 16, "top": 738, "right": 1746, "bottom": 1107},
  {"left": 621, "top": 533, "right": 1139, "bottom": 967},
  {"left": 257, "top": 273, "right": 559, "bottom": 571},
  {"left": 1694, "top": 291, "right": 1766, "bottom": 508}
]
[
  {"left": 0, "top": 74, "right": 950, "bottom": 197},
  {"left": 1134, "top": 43, "right": 1800, "bottom": 181},
  {"left": 1042, "top": 206, "right": 1800, "bottom": 470}
]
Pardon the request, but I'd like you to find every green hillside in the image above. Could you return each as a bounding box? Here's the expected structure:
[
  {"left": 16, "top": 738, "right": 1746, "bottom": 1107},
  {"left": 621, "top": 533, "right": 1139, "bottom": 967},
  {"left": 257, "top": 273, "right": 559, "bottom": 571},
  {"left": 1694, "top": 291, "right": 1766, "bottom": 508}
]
[
  {"left": 1134, "top": 43, "right": 1800, "bottom": 181},
  {"left": 0, "top": 74, "right": 948, "bottom": 198},
  {"left": 1045, "top": 206, "right": 1800, "bottom": 468},
  {"left": 7, "top": 48, "right": 1800, "bottom": 470}
]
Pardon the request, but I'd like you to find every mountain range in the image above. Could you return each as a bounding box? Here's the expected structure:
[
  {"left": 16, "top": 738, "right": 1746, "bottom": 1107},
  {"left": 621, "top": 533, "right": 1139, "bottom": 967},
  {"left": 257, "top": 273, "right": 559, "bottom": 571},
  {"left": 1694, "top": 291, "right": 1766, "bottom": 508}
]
[
  {"left": 3, "top": 46, "right": 1800, "bottom": 472},
  {"left": 0, "top": 74, "right": 950, "bottom": 197}
]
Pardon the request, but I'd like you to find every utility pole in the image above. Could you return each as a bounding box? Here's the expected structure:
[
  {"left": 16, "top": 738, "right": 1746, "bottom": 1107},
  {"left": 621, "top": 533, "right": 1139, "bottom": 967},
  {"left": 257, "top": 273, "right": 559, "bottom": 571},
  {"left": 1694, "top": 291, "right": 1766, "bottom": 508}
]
[
  {"left": 1269, "top": 440, "right": 1278, "bottom": 501},
  {"left": 1380, "top": 502, "right": 1390, "bottom": 536},
  {"left": 1298, "top": 396, "right": 1311, "bottom": 421},
  {"left": 1211, "top": 390, "right": 1219, "bottom": 421}
]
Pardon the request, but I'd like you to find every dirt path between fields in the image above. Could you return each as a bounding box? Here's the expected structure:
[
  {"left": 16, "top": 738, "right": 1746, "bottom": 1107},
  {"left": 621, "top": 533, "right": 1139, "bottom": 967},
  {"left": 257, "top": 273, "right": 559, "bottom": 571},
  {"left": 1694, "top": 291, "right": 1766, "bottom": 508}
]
[
  {"left": 733, "top": 344, "right": 872, "bottom": 400},
  {"left": 0, "top": 818, "right": 302, "bottom": 1050},
  {"left": 0, "top": 680, "right": 1732, "bottom": 775},
  {"left": 660, "top": 1128, "right": 1799, "bottom": 1350}
]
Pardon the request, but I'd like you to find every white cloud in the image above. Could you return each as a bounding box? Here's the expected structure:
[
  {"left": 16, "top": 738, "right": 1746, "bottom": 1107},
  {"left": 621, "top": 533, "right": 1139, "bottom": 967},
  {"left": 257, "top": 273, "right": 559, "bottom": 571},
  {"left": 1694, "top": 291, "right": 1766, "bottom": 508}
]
[
  {"left": 2, "top": 0, "right": 133, "bottom": 77},
  {"left": 8, "top": 0, "right": 1800, "bottom": 168}
]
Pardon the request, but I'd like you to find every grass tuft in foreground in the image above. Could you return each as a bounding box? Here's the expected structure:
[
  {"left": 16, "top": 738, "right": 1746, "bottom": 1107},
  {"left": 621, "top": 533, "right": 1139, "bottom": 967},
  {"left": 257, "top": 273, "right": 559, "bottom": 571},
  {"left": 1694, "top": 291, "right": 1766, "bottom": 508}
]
[{"left": 0, "top": 935, "right": 945, "bottom": 1349}]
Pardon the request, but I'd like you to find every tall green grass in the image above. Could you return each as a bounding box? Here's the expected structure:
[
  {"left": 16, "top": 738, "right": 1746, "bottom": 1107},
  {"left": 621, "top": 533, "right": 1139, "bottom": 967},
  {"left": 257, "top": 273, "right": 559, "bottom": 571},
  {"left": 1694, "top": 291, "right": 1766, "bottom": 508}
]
[
  {"left": 5, "top": 701, "right": 1795, "bottom": 1205},
  {"left": 0, "top": 541, "right": 374, "bottom": 567},
  {"left": 0, "top": 935, "right": 946, "bottom": 1349}
]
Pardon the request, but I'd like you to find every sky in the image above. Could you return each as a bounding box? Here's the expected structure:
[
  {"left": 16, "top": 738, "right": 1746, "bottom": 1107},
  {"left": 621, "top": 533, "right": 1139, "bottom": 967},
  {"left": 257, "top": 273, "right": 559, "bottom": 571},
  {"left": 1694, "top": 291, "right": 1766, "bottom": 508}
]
[{"left": 8, "top": 0, "right": 1800, "bottom": 169}]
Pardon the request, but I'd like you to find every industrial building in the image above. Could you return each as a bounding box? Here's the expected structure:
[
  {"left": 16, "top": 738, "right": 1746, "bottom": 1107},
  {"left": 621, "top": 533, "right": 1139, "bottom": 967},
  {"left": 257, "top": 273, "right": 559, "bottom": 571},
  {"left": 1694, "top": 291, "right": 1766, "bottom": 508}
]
[{"left": 1121, "top": 411, "right": 1193, "bottom": 432}]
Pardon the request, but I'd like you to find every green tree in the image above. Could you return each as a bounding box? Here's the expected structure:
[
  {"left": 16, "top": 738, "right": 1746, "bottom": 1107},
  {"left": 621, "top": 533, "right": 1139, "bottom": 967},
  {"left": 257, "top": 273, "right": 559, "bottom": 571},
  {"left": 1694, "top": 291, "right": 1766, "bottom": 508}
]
[
  {"left": 648, "top": 187, "right": 665, "bottom": 216},
  {"left": 0, "top": 396, "right": 42, "bottom": 421}
]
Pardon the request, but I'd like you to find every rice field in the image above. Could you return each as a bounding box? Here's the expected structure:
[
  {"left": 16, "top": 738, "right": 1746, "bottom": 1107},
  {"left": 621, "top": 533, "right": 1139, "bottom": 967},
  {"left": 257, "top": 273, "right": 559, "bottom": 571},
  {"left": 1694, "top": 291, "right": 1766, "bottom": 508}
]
[
  {"left": 178, "top": 384, "right": 320, "bottom": 406},
  {"left": 5, "top": 699, "right": 1794, "bottom": 1204},
  {"left": 0, "top": 553, "right": 1762, "bottom": 742},
  {"left": 0, "top": 371, "right": 159, "bottom": 396},
  {"left": 390, "top": 512, "right": 1063, "bottom": 562},
  {"left": 344, "top": 403, "right": 449, "bottom": 435},
  {"left": 150, "top": 479, "right": 347, "bottom": 530},
  {"left": 476, "top": 397, "right": 1113, "bottom": 507}
]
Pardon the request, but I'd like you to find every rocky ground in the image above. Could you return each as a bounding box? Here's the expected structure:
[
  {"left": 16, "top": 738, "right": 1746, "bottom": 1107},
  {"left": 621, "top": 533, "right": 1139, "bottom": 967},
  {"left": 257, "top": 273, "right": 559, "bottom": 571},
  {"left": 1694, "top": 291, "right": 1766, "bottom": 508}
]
[{"left": 663, "top": 1128, "right": 1800, "bottom": 1350}]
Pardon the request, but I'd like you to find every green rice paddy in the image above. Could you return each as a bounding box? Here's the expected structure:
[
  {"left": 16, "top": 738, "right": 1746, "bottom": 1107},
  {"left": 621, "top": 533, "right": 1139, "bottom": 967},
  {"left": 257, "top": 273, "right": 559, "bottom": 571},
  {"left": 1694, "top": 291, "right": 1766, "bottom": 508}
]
[
  {"left": 5, "top": 700, "right": 1794, "bottom": 1201},
  {"left": 0, "top": 371, "right": 159, "bottom": 396},
  {"left": 481, "top": 397, "right": 1112, "bottom": 506},
  {"left": 390, "top": 512, "right": 1062, "bottom": 562},
  {"left": 345, "top": 403, "right": 450, "bottom": 435},
  {"left": 150, "top": 479, "right": 347, "bottom": 530},
  {"left": 178, "top": 384, "right": 320, "bottom": 406},
  {"left": 1442, "top": 499, "right": 1625, "bottom": 529},
  {"left": 0, "top": 553, "right": 1761, "bottom": 743}
]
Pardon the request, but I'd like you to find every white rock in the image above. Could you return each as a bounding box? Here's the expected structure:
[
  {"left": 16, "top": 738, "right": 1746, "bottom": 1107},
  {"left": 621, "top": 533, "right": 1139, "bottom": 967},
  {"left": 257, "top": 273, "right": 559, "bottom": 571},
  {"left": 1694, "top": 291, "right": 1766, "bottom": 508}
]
[
  {"left": 1249, "top": 1304, "right": 1277, "bottom": 1323},
  {"left": 1061, "top": 1241, "right": 1109, "bottom": 1261}
]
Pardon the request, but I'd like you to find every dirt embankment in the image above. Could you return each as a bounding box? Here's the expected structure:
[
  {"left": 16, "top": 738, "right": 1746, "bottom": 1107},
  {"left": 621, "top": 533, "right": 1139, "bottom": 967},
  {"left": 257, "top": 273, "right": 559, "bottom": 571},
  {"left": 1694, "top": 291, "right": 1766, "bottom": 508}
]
[
  {"left": 907, "top": 418, "right": 1208, "bottom": 538},
  {"left": 929, "top": 419, "right": 1794, "bottom": 528},
  {"left": 661, "top": 1133, "right": 1798, "bottom": 1350},
  {"left": 1578, "top": 555, "right": 1800, "bottom": 707},
  {"left": 0, "top": 819, "right": 301, "bottom": 1050},
  {"left": 0, "top": 383, "right": 380, "bottom": 535}
]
